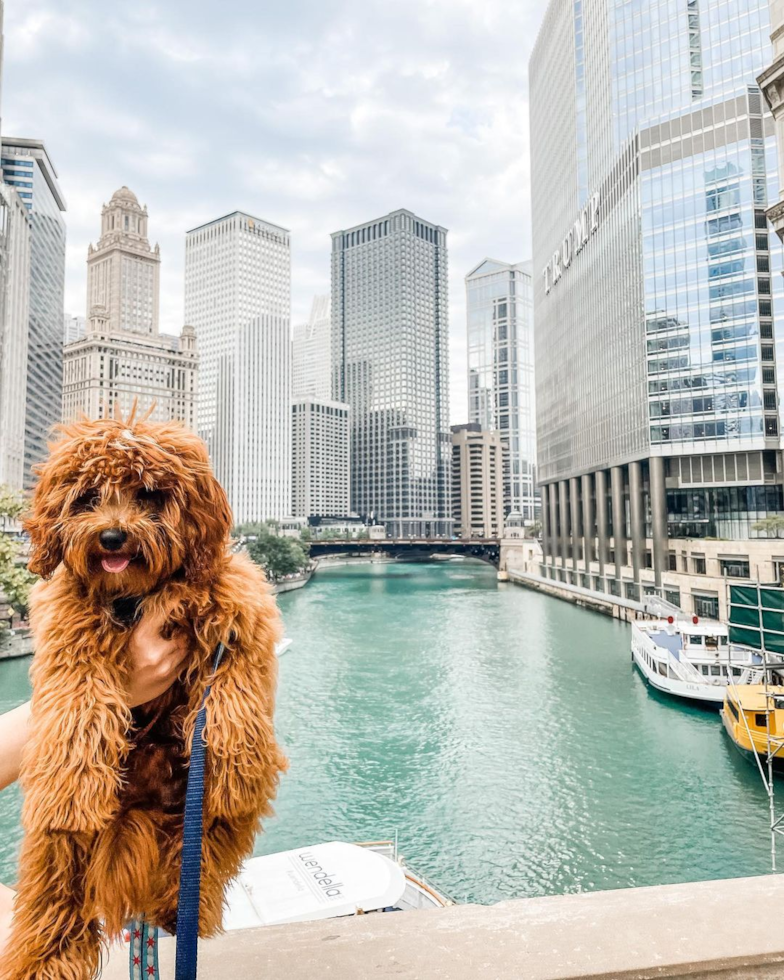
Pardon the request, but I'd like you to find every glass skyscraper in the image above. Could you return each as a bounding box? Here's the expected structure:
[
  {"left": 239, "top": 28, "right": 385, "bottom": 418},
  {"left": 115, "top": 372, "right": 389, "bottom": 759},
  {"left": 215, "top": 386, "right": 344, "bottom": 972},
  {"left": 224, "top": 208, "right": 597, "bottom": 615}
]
[
  {"left": 331, "top": 209, "right": 451, "bottom": 537},
  {"left": 466, "top": 259, "right": 538, "bottom": 523},
  {"left": 531, "top": 0, "right": 784, "bottom": 613},
  {"left": 1, "top": 138, "right": 66, "bottom": 488}
]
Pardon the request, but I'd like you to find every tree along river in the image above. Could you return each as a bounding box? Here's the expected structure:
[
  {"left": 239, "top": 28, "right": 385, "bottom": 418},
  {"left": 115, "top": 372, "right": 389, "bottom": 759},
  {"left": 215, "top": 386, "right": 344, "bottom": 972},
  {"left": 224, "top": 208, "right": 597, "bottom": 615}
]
[{"left": 0, "top": 561, "right": 775, "bottom": 903}]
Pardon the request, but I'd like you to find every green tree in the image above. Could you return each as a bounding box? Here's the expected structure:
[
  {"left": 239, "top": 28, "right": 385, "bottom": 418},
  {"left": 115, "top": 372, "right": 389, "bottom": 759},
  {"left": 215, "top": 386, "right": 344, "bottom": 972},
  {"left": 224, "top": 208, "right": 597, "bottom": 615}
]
[
  {"left": 753, "top": 516, "right": 784, "bottom": 538},
  {"left": 0, "top": 485, "right": 35, "bottom": 622},
  {"left": 244, "top": 523, "right": 310, "bottom": 580}
]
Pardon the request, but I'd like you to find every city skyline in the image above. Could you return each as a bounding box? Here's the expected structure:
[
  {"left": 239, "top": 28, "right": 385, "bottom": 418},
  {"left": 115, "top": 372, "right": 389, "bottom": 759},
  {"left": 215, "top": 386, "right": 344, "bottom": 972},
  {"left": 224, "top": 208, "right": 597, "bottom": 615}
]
[{"left": 1, "top": 0, "right": 540, "bottom": 424}]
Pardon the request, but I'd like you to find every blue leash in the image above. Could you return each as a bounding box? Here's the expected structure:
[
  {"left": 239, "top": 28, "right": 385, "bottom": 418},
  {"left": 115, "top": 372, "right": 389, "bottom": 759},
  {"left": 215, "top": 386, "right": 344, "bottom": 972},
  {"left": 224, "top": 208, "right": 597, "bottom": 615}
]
[{"left": 129, "top": 641, "right": 226, "bottom": 980}]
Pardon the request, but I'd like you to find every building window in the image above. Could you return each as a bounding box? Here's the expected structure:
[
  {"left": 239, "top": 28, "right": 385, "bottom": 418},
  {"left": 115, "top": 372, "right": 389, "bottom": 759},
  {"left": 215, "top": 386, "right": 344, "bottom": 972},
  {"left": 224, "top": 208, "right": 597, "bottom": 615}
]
[
  {"left": 625, "top": 581, "right": 640, "bottom": 601},
  {"left": 693, "top": 592, "right": 719, "bottom": 619},
  {"left": 668, "top": 551, "right": 677, "bottom": 571},
  {"left": 693, "top": 555, "right": 706, "bottom": 574},
  {"left": 664, "top": 588, "right": 681, "bottom": 608},
  {"left": 719, "top": 558, "right": 750, "bottom": 579}
]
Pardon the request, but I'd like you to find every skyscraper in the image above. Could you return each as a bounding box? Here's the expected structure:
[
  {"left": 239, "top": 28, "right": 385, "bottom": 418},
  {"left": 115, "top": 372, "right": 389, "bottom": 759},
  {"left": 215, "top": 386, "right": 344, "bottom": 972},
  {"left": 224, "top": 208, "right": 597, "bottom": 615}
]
[
  {"left": 1, "top": 138, "right": 66, "bottom": 487},
  {"left": 184, "top": 212, "right": 291, "bottom": 522},
  {"left": 530, "top": 0, "right": 784, "bottom": 618},
  {"left": 62, "top": 314, "right": 85, "bottom": 345},
  {"left": 0, "top": 184, "right": 30, "bottom": 490},
  {"left": 292, "top": 295, "right": 332, "bottom": 400},
  {"left": 466, "top": 258, "right": 537, "bottom": 523},
  {"left": 292, "top": 398, "right": 351, "bottom": 519},
  {"left": 451, "top": 423, "right": 505, "bottom": 539},
  {"left": 62, "top": 188, "right": 198, "bottom": 429},
  {"left": 331, "top": 209, "right": 451, "bottom": 537}
]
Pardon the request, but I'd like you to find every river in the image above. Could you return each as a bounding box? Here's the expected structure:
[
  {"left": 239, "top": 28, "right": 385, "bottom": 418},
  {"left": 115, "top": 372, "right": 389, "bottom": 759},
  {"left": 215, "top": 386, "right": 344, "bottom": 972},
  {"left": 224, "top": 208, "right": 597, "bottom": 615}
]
[{"left": 0, "top": 561, "right": 774, "bottom": 903}]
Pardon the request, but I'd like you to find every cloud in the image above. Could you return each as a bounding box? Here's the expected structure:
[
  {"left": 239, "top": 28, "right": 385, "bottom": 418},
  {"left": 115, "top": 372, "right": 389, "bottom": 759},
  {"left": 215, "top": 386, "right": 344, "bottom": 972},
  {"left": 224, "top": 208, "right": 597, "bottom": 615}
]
[{"left": 3, "top": 0, "right": 542, "bottom": 423}]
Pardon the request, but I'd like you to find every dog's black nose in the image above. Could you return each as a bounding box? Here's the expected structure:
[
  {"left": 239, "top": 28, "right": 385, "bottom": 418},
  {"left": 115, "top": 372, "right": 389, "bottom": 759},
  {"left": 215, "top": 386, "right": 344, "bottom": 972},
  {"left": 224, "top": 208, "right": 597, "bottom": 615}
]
[{"left": 99, "top": 528, "right": 127, "bottom": 552}]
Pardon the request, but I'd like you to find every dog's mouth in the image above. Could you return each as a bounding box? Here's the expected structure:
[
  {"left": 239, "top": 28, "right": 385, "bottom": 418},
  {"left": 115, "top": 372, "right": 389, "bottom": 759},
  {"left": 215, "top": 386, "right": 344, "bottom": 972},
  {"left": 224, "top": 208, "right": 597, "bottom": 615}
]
[{"left": 101, "top": 555, "right": 131, "bottom": 574}]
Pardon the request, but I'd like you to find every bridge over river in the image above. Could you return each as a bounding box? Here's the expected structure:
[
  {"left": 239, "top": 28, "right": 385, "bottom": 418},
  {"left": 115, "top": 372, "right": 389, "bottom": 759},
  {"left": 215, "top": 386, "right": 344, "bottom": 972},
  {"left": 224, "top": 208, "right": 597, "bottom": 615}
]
[{"left": 307, "top": 537, "right": 501, "bottom": 567}]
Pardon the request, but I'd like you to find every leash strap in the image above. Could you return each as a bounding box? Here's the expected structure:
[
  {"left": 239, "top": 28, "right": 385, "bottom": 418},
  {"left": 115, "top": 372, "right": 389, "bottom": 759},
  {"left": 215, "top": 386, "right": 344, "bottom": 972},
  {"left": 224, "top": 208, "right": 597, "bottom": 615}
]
[
  {"left": 128, "top": 917, "right": 159, "bottom": 980},
  {"left": 174, "top": 641, "right": 226, "bottom": 980}
]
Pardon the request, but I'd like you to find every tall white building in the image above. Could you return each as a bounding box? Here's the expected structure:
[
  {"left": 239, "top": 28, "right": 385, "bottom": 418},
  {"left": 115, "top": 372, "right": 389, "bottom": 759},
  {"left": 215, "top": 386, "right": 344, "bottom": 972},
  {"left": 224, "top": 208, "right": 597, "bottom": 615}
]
[
  {"left": 292, "top": 294, "right": 331, "bottom": 400},
  {"left": 185, "top": 211, "right": 291, "bottom": 523},
  {"left": 292, "top": 398, "right": 350, "bottom": 519},
  {"left": 331, "top": 209, "right": 451, "bottom": 537},
  {"left": 1, "top": 138, "right": 66, "bottom": 487},
  {"left": 62, "top": 188, "right": 198, "bottom": 428},
  {"left": 466, "top": 259, "right": 538, "bottom": 523},
  {"left": 0, "top": 184, "right": 30, "bottom": 489},
  {"left": 63, "top": 313, "right": 85, "bottom": 345}
]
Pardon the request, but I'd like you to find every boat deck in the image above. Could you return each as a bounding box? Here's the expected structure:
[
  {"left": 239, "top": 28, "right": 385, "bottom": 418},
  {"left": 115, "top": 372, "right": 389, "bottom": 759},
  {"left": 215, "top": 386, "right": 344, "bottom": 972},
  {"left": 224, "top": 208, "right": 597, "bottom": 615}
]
[{"left": 647, "top": 630, "right": 683, "bottom": 658}]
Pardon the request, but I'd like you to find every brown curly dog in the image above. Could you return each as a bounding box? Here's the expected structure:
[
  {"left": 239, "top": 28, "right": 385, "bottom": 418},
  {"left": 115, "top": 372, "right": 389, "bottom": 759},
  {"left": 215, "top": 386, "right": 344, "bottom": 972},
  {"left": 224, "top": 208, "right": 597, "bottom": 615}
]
[{"left": 1, "top": 415, "right": 287, "bottom": 980}]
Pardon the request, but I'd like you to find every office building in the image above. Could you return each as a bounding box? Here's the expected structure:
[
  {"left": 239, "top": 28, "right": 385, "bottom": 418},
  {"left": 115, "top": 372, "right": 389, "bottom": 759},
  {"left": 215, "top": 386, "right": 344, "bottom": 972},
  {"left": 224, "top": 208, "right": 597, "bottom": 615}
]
[
  {"left": 63, "top": 314, "right": 85, "bottom": 345},
  {"left": 451, "top": 423, "right": 505, "bottom": 539},
  {"left": 0, "top": 185, "right": 30, "bottom": 489},
  {"left": 292, "top": 398, "right": 351, "bottom": 519},
  {"left": 62, "top": 188, "right": 197, "bottom": 428},
  {"left": 331, "top": 208, "right": 451, "bottom": 537},
  {"left": 292, "top": 294, "right": 332, "bottom": 400},
  {"left": 530, "top": 0, "right": 784, "bottom": 619},
  {"left": 760, "top": 2, "right": 784, "bottom": 247},
  {"left": 185, "top": 212, "right": 291, "bottom": 521},
  {"left": 466, "top": 258, "right": 538, "bottom": 523},
  {"left": 2, "top": 138, "right": 66, "bottom": 487}
]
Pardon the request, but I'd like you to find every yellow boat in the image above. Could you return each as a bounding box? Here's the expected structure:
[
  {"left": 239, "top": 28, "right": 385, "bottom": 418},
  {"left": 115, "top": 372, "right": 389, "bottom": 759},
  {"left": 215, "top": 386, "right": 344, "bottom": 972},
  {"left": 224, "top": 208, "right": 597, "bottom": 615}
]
[{"left": 720, "top": 684, "right": 784, "bottom": 771}]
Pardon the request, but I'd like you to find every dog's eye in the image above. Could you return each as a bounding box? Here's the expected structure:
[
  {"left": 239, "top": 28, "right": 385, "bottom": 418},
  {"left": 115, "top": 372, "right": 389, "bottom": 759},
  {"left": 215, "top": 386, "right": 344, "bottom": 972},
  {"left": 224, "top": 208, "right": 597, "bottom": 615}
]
[
  {"left": 136, "top": 487, "right": 166, "bottom": 509},
  {"left": 73, "top": 489, "right": 100, "bottom": 512}
]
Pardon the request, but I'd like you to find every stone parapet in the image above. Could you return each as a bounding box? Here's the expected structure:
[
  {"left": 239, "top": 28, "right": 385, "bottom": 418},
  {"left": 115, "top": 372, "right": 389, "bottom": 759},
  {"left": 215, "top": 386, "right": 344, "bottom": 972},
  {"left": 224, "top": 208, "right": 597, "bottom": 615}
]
[{"left": 100, "top": 874, "right": 784, "bottom": 979}]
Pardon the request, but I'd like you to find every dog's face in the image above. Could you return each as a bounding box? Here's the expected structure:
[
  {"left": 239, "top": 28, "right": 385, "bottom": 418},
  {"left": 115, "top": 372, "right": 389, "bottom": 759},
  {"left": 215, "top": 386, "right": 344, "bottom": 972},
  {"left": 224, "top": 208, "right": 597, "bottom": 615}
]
[{"left": 24, "top": 417, "right": 232, "bottom": 597}]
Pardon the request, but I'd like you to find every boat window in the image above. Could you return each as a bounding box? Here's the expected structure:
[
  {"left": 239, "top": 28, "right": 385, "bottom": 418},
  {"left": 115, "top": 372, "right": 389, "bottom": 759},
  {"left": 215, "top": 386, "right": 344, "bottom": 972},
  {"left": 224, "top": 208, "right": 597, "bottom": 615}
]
[
  {"left": 705, "top": 636, "right": 718, "bottom": 650},
  {"left": 711, "top": 666, "right": 721, "bottom": 676},
  {"left": 728, "top": 701, "right": 739, "bottom": 722},
  {"left": 701, "top": 665, "right": 710, "bottom": 675},
  {"left": 755, "top": 713, "right": 768, "bottom": 729},
  {"left": 657, "top": 661, "right": 667, "bottom": 676},
  {"left": 691, "top": 635, "right": 704, "bottom": 646}
]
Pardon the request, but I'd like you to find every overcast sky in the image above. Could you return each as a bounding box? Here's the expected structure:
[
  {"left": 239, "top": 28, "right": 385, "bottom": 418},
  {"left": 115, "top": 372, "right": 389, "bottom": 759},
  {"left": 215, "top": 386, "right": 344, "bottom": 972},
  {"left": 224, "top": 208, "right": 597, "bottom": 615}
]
[{"left": 4, "top": 0, "right": 543, "bottom": 422}]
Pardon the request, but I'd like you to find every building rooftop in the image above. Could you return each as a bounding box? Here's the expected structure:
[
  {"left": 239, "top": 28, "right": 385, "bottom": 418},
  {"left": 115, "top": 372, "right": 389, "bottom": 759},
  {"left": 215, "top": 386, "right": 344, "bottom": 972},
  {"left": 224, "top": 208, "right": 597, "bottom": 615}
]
[
  {"left": 1, "top": 136, "right": 66, "bottom": 211},
  {"left": 186, "top": 210, "right": 289, "bottom": 236}
]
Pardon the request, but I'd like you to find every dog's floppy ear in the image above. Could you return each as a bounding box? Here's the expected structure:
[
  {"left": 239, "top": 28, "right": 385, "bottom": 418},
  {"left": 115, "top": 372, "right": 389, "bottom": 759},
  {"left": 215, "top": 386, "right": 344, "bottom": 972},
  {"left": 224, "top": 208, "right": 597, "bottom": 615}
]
[
  {"left": 24, "top": 461, "right": 67, "bottom": 579},
  {"left": 182, "top": 463, "right": 232, "bottom": 585}
]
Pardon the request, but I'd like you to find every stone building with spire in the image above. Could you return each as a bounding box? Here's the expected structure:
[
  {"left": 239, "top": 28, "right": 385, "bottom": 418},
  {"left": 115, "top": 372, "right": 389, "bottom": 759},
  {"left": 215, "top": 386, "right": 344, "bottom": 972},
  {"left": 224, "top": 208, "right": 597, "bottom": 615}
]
[{"left": 62, "top": 187, "right": 197, "bottom": 427}]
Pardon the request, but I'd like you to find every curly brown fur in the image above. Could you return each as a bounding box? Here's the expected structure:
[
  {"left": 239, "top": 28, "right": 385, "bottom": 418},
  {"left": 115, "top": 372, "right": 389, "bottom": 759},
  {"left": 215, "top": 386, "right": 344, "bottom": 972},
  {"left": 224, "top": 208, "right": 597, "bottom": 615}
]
[{"left": 1, "top": 415, "right": 287, "bottom": 980}]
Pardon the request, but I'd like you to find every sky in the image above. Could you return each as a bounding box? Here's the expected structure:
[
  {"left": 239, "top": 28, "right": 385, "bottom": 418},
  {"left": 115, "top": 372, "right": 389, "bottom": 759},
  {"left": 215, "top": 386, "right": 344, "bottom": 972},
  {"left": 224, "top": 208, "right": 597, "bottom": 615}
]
[{"left": 3, "top": 0, "right": 544, "bottom": 423}]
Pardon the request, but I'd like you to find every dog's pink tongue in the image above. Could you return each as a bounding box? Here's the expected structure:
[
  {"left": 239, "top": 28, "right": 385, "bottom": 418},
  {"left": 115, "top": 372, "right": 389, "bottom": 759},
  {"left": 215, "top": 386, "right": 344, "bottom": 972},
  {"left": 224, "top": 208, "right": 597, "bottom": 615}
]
[{"left": 101, "top": 556, "right": 130, "bottom": 574}]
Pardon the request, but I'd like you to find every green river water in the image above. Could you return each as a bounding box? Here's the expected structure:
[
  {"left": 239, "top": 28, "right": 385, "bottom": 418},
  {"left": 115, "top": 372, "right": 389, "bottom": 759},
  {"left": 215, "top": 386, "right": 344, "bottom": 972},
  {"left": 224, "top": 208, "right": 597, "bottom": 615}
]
[{"left": 0, "top": 561, "right": 775, "bottom": 904}]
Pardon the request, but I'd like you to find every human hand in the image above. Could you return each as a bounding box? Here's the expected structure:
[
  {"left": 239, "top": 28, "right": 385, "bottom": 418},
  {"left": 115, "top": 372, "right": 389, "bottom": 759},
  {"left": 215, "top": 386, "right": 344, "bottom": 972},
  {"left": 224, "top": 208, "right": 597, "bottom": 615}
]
[{"left": 127, "top": 608, "right": 188, "bottom": 708}]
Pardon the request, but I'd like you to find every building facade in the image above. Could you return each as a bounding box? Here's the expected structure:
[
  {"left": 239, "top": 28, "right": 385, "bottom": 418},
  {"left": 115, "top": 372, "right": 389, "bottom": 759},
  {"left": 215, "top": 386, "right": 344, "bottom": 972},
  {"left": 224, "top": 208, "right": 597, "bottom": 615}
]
[
  {"left": 530, "top": 0, "right": 784, "bottom": 618},
  {"left": 184, "top": 212, "right": 291, "bottom": 522},
  {"left": 62, "top": 189, "right": 197, "bottom": 429},
  {"left": 0, "top": 184, "right": 30, "bottom": 489},
  {"left": 451, "top": 423, "right": 505, "bottom": 539},
  {"left": 292, "top": 398, "right": 351, "bottom": 519},
  {"left": 1, "top": 138, "right": 66, "bottom": 487},
  {"left": 331, "top": 208, "right": 451, "bottom": 537},
  {"left": 466, "top": 258, "right": 538, "bottom": 523},
  {"left": 292, "top": 294, "right": 332, "bottom": 400}
]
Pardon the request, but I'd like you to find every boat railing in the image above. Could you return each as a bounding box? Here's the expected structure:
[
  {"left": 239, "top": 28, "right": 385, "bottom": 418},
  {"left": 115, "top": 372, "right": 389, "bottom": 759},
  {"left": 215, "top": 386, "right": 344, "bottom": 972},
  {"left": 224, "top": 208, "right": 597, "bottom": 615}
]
[
  {"left": 642, "top": 593, "right": 684, "bottom": 620},
  {"left": 635, "top": 626, "right": 704, "bottom": 685}
]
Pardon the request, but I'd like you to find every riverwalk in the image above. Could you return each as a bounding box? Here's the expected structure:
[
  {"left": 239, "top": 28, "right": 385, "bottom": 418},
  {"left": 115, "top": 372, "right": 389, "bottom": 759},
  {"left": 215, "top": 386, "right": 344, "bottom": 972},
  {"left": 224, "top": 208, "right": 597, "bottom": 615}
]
[{"left": 99, "top": 873, "right": 784, "bottom": 979}]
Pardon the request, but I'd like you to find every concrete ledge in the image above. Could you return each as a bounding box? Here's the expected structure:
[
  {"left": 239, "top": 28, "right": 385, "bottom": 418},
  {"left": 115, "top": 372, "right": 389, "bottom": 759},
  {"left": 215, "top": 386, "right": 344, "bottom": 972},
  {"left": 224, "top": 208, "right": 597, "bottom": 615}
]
[{"left": 100, "top": 874, "right": 784, "bottom": 979}]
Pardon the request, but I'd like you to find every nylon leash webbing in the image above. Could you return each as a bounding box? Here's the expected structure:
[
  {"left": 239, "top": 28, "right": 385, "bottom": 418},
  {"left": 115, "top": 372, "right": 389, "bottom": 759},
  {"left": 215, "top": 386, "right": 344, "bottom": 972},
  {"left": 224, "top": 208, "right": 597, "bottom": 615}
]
[{"left": 174, "top": 641, "right": 226, "bottom": 980}]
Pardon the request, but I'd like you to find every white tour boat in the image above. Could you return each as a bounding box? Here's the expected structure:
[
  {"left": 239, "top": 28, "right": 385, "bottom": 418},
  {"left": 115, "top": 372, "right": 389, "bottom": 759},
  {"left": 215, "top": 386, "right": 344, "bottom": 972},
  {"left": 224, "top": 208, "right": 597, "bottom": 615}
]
[
  {"left": 631, "top": 598, "right": 773, "bottom": 708},
  {"left": 222, "top": 840, "right": 453, "bottom": 929}
]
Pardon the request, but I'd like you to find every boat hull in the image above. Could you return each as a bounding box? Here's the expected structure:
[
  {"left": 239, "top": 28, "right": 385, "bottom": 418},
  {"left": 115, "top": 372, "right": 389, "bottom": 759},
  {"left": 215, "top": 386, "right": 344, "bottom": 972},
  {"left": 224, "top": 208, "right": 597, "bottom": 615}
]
[
  {"left": 720, "top": 707, "right": 784, "bottom": 773},
  {"left": 631, "top": 647, "right": 725, "bottom": 708}
]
